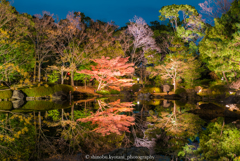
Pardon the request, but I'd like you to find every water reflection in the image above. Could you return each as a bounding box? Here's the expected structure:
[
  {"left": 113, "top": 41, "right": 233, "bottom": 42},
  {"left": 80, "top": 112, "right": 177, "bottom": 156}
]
[{"left": 0, "top": 98, "right": 240, "bottom": 160}]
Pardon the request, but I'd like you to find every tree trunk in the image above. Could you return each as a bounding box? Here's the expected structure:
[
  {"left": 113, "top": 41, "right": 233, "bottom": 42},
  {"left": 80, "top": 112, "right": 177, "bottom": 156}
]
[
  {"left": 61, "top": 70, "right": 64, "bottom": 84},
  {"left": 38, "top": 111, "right": 41, "bottom": 129},
  {"left": 223, "top": 71, "right": 229, "bottom": 85},
  {"left": 62, "top": 109, "right": 64, "bottom": 121},
  {"left": 173, "top": 77, "right": 176, "bottom": 93},
  {"left": 84, "top": 78, "right": 86, "bottom": 89},
  {"left": 38, "top": 62, "right": 41, "bottom": 82},
  {"left": 97, "top": 80, "right": 102, "bottom": 91},
  {"left": 71, "top": 70, "right": 74, "bottom": 86},
  {"left": 33, "top": 53, "right": 36, "bottom": 83},
  {"left": 71, "top": 104, "right": 74, "bottom": 121}
]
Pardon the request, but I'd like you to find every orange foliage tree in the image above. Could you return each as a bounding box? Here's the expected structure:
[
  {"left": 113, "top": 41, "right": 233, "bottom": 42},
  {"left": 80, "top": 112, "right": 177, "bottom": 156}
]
[
  {"left": 76, "top": 56, "right": 134, "bottom": 91},
  {"left": 77, "top": 99, "right": 135, "bottom": 136}
]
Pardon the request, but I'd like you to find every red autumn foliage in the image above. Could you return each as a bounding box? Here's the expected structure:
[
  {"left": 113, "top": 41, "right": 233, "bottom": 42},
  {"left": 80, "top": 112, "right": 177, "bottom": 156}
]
[
  {"left": 76, "top": 99, "right": 135, "bottom": 136},
  {"left": 76, "top": 56, "right": 134, "bottom": 91}
]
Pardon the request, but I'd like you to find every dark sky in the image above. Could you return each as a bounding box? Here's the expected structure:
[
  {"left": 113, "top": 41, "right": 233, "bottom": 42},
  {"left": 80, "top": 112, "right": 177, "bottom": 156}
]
[{"left": 11, "top": 0, "right": 206, "bottom": 27}]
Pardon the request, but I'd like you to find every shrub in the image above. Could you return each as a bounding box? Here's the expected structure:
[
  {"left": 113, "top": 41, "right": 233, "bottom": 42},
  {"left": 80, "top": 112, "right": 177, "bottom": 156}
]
[
  {"left": 110, "top": 89, "right": 120, "bottom": 94},
  {"left": 21, "top": 84, "right": 73, "bottom": 97},
  {"left": 0, "top": 90, "right": 13, "bottom": 99},
  {"left": 96, "top": 90, "right": 111, "bottom": 95},
  {"left": 175, "top": 88, "right": 187, "bottom": 95},
  {"left": 140, "top": 87, "right": 161, "bottom": 93},
  {"left": 149, "top": 87, "right": 161, "bottom": 93},
  {"left": 210, "top": 85, "right": 227, "bottom": 94},
  {"left": 195, "top": 79, "right": 213, "bottom": 87},
  {"left": 198, "top": 117, "right": 240, "bottom": 160},
  {"left": 131, "top": 84, "right": 141, "bottom": 92}
]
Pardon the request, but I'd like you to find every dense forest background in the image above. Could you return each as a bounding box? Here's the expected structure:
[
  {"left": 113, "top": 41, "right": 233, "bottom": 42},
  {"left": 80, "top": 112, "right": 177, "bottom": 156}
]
[{"left": 0, "top": 0, "right": 239, "bottom": 91}]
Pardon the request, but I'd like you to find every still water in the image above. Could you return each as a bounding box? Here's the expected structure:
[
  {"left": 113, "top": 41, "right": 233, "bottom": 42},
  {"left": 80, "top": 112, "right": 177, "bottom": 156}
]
[{"left": 0, "top": 96, "right": 240, "bottom": 161}]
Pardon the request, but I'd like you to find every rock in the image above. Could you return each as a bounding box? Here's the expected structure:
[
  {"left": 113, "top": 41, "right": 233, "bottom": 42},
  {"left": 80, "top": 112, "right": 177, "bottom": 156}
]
[
  {"left": 163, "top": 100, "right": 171, "bottom": 107},
  {"left": 226, "top": 104, "right": 239, "bottom": 111},
  {"left": 52, "top": 91, "right": 67, "bottom": 100},
  {"left": 162, "top": 84, "right": 171, "bottom": 93},
  {"left": 12, "top": 99, "right": 25, "bottom": 108},
  {"left": 12, "top": 90, "right": 25, "bottom": 100},
  {"left": 195, "top": 86, "right": 202, "bottom": 94}
]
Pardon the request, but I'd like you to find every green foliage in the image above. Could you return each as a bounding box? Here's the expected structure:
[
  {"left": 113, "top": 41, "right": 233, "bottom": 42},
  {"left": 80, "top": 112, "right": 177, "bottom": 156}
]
[
  {"left": 74, "top": 64, "right": 92, "bottom": 82},
  {"left": 96, "top": 90, "right": 111, "bottom": 95},
  {"left": 209, "top": 85, "right": 228, "bottom": 94},
  {"left": 131, "top": 84, "right": 141, "bottom": 92},
  {"left": 175, "top": 88, "right": 187, "bottom": 95},
  {"left": 0, "top": 90, "right": 12, "bottom": 99},
  {"left": 152, "top": 75, "right": 165, "bottom": 87},
  {"left": 0, "top": 114, "right": 36, "bottom": 160},
  {"left": 199, "top": 3, "right": 240, "bottom": 83},
  {"left": 47, "top": 110, "right": 60, "bottom": 121},
  {"left": 73, "top": 109, "right": 92, "bottom": 127},
  {"left": 140, "top": 87, "right": 161, "bottom": 93},
  {"left": 47, "top": 70, "right": 60, "bottom": 83},
  {"left": 181, "top": 57, "right": 204, "bottom": 88},
  {"left": 21, "top": 101, "right": 71, "bottom": 111},
  {"left": 21, "top": 84, "right": 73, "bottom": 97},
  {"left": 145, "top": 110, "right": 205, "bottom": 155},
  {"left": 198, "top": 117, "right": 240, "bottom": 160},
  {"left": 110, "top": 89, "right": 120, "bottom": 94},
  {"left": 178, "top": 144, "right": 200, "bottom": 160},
  {"left": 195, "top": 79, "right": 213, "bottom": 88},
  {"left": 175, "top": 100, "right": 187, "bottom": 106}
]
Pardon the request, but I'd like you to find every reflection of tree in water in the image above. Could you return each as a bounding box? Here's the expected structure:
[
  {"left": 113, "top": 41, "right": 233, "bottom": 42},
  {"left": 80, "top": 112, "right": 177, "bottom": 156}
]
[
  {"left": 0, "top": 112, "right": 35, "bottom": 160},
  {"left": 132, "top": 103, "right": 157, "bottom": 154},
  {"left": 144, "top": 101, "right": 205, "bottom": 156},
  {"left": 31, "top": 99, "right": 135, "bottom": 159},
  {"left": 77, "top": 99, "right": 135, "bottom": 136}
]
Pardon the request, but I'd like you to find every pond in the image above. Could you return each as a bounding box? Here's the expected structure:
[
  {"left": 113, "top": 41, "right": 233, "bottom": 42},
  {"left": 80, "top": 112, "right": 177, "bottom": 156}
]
[{"left": 1, "top": 96, "right": 240, "bottom": 161}]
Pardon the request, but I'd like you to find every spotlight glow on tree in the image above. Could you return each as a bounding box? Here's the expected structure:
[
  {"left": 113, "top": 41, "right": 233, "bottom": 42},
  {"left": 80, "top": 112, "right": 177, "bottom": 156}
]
[{"left": 76, "top": 56, "right": 134, "bottom": 91}]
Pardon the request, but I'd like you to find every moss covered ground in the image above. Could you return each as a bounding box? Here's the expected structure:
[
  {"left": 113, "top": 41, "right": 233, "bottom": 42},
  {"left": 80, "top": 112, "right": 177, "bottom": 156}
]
[
  {"left": 20, "top": 83, "right": 74, "bottom": 97},
  {"left": 0, "top": 90, "right": 12, "bottom": 99}
]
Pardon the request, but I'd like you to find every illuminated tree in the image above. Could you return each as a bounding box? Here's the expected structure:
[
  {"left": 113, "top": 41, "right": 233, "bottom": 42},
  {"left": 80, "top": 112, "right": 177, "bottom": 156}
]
[
  {"left": 159, "top": 4, "right": 205, "bottom": 43},
  {"left": 152, "top": 54, "right": 188, "bottom": 92},
  {"left": 199, "top": 0, "right": 233, "bottom": 24},
  {"left": 127, "top": 16, "right": 160, "bottom": 66},
  {"left": 0, "top": 1, "right": 33, "bottom": 85},
  {"left": 55, "top": 12, "right": 122, "bottom": 86},
  {"left": 199, "top": 21, "right": 240, "bottom": 84},
  {"left": 76, "top": 56, "right": 134, "bottom": 91},
  {"left": 27, "top": 11, "right": 58, "bottom": 83}
]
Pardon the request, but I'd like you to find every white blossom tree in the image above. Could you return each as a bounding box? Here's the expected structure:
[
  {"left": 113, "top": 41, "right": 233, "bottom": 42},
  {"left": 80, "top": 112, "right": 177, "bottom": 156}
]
[
  {"left": 127, "top": 16, "right": 160, "bottom": 66},
  {"left": 198, "top": 0, "right": 233, "bottom": 24}
]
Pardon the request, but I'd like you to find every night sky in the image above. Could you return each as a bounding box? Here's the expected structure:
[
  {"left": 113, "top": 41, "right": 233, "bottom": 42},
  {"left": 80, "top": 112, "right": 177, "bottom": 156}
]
[{"left": 11, "top": 0, "right": 206, "bottom": 27}]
